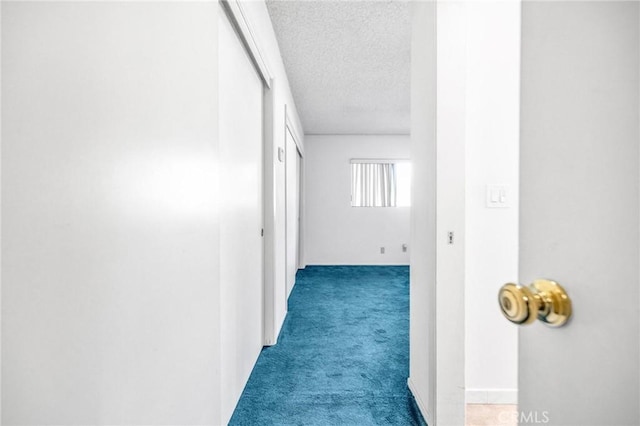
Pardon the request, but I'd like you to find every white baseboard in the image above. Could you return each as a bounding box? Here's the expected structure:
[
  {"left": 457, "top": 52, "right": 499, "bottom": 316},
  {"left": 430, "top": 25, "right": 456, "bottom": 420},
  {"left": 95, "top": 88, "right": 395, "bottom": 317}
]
[
  {"left": 408, "top": 377, "right": 433, "bottom": 425},
  {"left": 466, "top": 388, "right": 518, "bottom": 404}
]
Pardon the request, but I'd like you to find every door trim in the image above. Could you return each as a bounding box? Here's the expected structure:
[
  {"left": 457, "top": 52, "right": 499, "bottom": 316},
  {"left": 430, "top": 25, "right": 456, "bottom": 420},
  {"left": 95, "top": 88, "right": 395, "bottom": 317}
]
[
  {"left": 285, "top": 105, "right": 304, "bottom": 157},
  {"left": 220, "top": 0, "right": 273, "bottom": 88},
  {"left": 284, "top": 107, "right": 303, "bottom": 301}
]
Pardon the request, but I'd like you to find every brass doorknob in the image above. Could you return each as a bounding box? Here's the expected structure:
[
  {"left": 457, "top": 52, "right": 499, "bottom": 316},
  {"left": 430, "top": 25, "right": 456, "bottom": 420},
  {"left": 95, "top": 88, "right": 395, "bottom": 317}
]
[{"left": 498, "top": 279, "right": 572, "bottom": 327}]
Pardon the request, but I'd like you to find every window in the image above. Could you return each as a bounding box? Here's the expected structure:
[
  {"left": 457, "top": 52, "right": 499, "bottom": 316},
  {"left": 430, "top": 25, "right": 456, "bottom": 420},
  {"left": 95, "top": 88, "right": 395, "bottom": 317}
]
[{"left": 350, "top": 160, "right": 411, "bottom": 207}]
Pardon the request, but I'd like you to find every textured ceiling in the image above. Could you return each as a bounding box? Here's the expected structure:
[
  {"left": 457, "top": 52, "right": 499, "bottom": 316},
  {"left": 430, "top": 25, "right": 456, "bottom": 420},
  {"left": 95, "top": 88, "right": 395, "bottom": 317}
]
[{"left": 265, "top": 0, "right": 410, "bottom": 135}]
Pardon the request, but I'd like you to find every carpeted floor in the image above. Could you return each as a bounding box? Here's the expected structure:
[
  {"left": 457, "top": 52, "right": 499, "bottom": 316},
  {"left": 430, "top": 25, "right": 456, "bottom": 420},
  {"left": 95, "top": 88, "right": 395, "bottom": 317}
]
[{"left": 229, "top": 265, "right": 426, "bottom": 426}]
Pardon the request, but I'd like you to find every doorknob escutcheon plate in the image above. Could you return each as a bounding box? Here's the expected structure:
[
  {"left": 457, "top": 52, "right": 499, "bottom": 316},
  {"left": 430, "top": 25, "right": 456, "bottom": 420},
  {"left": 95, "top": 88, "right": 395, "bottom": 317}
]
[{"left": 498, "top": 279, "right": 572, "bottom": 327}]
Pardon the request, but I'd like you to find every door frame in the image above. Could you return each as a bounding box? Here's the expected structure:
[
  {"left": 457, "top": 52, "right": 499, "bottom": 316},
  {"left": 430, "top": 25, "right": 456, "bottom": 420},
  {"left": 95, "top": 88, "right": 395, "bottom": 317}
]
[
  {"left": 285, "top": 107, "right": 306, "bottom": 271},
  {"left": 410, "top": 2, "right": 522, "bottom": 425},
  {"left": 284, "top": 107, "right": 305, "bottom": 302},
  {"left": 409, "top": 2, "right": 467, "bottom": 425}
]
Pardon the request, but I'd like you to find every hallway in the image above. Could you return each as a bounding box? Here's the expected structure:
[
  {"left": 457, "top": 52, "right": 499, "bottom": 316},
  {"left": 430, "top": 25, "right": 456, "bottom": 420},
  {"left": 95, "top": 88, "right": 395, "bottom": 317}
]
[
  {"left": 229, "top": 266, "right": 424, "bottom": 426},
  {"left": 4, "top": 2, "right": 640, "bottom": 425}
]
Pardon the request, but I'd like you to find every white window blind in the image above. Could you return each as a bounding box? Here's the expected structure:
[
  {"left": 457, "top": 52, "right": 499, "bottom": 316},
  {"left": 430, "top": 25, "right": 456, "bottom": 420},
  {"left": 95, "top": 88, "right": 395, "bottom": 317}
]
[
  {"left": 350, "top": 160, "right": 411, "bottom": 207},
  {"left": 351, "top": 161, "right": 398, "bottom": 207}
]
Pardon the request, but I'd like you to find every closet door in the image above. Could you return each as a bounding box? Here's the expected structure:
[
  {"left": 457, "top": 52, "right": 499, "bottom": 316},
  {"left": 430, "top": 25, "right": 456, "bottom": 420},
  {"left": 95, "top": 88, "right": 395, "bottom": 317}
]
[{"left": 218, "top": 7, "right": 264, "bottom": 424}]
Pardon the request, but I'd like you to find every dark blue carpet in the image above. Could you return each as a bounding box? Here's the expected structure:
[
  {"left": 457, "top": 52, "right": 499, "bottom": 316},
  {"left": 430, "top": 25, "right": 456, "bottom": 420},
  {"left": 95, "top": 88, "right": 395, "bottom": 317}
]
[{"left": 229, "top": 265, "right": 426, "bottom": 426}]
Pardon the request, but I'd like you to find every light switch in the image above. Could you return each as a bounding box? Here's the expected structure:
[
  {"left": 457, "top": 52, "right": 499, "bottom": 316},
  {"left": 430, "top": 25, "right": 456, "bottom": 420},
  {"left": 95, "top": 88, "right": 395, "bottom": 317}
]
[{"left": 486, "top": 185, "right": 509, "bottom": 208}]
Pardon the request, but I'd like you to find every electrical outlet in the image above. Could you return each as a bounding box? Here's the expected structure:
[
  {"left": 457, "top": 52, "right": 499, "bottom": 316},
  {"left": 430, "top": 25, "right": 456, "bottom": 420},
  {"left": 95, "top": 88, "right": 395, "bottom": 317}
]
[{"left": 380, "top": 247, "right": 385, "bottom": 254}]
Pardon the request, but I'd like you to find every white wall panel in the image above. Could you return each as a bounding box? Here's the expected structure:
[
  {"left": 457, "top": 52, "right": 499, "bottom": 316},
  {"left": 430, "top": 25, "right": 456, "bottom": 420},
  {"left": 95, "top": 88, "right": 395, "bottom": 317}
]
[
  {"left": 2, "top": 3, "right": 220, "bottom": 424},
  {"left": 218, "top": 9, "right": 264, "bottom": 425}
]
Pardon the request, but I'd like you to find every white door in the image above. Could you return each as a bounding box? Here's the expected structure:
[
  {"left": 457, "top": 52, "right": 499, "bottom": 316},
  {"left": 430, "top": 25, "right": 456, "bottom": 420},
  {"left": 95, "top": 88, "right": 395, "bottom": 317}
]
[
  {"left": 218, "top": 7, "right": 264, "bottom": 423},
  {"left": 285, "top": 127, "right": 301, "bottom": 298},
  {"left": 518, "top": 2, "right": 639, "bottom": 425}
]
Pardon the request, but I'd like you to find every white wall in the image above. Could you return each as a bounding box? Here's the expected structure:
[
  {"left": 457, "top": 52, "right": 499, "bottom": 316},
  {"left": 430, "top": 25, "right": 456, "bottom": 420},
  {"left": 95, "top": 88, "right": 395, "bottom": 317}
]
[
  {"left": 408, "top": 3, "right": 437, "bottom": 423},
  {"left": 2, "top": 2, "right": 221, "bottom": 424},
  {"left": 239, "top": 2, "right": 305, "bottom": 345},
  {"left": 410, "top": 2, "right": 520, "bottom": 423},
  {"left": 464, "top": 1, "right": 520, "bottom": 405},
  {"left": 434, "top": 3, "right": 467, "bottom": 424},
  {"left": 305, "top": 135, "right": 410, "bottom": 265},
  {"left": 410, "top": 6, "right": 469, "bottom": 426}
]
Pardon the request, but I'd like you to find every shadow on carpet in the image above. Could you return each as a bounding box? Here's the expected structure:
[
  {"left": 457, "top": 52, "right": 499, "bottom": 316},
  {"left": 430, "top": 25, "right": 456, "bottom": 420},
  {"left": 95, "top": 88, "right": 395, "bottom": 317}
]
[{"left": 229, "top": 265, "right": 426, "bottom": 426}]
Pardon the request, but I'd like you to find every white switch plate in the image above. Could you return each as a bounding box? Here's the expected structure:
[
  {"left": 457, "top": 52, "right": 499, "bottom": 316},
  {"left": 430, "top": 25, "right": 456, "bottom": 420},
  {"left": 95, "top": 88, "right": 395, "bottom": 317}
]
[{"left": 486, "top": 184, "right": 509, "bottom": 208}]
